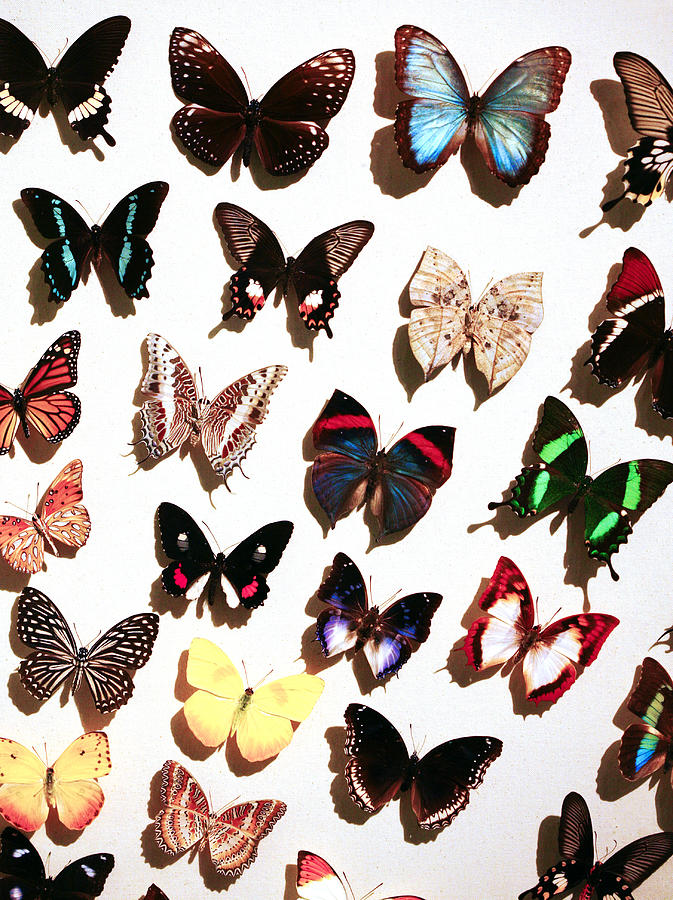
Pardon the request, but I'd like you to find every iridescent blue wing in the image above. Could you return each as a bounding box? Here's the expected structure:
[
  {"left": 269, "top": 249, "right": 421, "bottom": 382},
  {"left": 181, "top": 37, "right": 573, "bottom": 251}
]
[
  {"left": 370, "top": 591, "right": 442, "bottom": 679},
  {"left": 100, "top": 182, "right": 169, "bottom": 299},
  {"left": 394, "top": 24, "right": 470, "bottom": 173},
  {"left": 20, "top": 188, "right": 91, "bottom": 303},
  {"left": 316, "top": 552, "right": 369, "bottom": 657},
  {"left": 474, "top": 47, "right": 571, "bottom": 186}
]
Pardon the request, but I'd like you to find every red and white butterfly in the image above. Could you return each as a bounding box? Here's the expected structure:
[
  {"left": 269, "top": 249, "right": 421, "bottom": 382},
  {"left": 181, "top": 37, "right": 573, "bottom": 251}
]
[
  {"left": 136, "top": 334, "right": 286, "bottom": 482},
  {"left": 0, "top": 459, "right": 90, "bottom": 574},
  {"left": 154, "top": 760, "right": 286, "bottom": 876},
  {"left": 296, "top": 851, "right": 425, "bottom": 900},
  {"left": 0, "top": 331, "right": 81, "bottom": 455},
  {"left": 463, "top": 557, "right": 619, "bottom": 704}
]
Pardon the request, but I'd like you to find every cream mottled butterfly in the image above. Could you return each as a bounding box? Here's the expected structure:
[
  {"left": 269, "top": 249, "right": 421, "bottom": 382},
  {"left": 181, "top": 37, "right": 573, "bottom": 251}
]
[
  {"left": 0, "top": 732, "right": 110, "bottom": 831},
  {"left": 183, "top": 638, "right": 324, "bottom": 762},
  {"left": 408, "top": 247, "right": 543, "bottom": 393}
]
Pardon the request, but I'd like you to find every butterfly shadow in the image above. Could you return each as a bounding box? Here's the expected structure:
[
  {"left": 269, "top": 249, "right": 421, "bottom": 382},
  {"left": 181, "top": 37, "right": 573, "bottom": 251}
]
[
  {"left": 460, "top": 136, "right": 523, "bottom": 208},
  {"left": 0, "top": 134, "right": 18, "bottom": 155},
  {"left": 633, "top": 375, "right": 673, "bottom": 442},
  {"left": 44, "top": 98, "right": 105, "bottom": 160},
  {"left": 141, "top": 768, "right": 181, "bottom": 871},
  {"left": 523, "top": 813, "right": 572, "bottom": 895},
  {"left": 393, "top": 273, "right": 425, "bottom": 401},
  {"left": 299, "top": 578, "right": 342, "bottom": 676},
  {"left": 302, "top": 426, "right": 331, "bottom": 540},
  {"left": 169, "top": 123, "right": 228, "bottom": 178},
  {"left": 13, "top": 198, "right": 59, "bottom": 326},
  {"left": 325, "top": 725, "right": 370, "bottom": 826},
  {"left": 444, "top": 576, "right": 506, "bottom": 685},
  {"left": 282, "top": 863, "right": 298, "bottom": 900}
]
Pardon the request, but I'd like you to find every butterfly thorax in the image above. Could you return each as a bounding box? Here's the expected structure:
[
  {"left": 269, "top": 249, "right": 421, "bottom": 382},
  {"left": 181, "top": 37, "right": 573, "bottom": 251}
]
[
  {"left": 12, "top": 388, "right": 30, "bottom": 437},
  {"left": 568, "top": 475, "right": 594, "bottom": 513},
  {"left": 353, "top": 607, "right": 381, "bottom": 648},
  {"left": 45, "top": 765, "right": 55, "bottom": 804},
  {"left": 207, "top": 552, "right": 227, "bottom": 605},
  {"left": 31, "top": 513, "right": 59, "bottom": 554},
  {"left": 399, "top": 752, "right": 420, "bottom": 792},
  {"left": 511, "top": 625, "right": 542, "bottom": 664},
  {"left": 45, "top": 68, "right": 60, "bottom": 107},
  {"left": 467, "top": 94, "right": 484, "bottom": 128},
  {"left": 242, "top": 100, "right": 262, "bottom": 166},
  {"left": 651, "top": 328, "right": 673, "bottom": 365},
  {"left": 187, "top": 398, "right": 211, "bottom": 444}
]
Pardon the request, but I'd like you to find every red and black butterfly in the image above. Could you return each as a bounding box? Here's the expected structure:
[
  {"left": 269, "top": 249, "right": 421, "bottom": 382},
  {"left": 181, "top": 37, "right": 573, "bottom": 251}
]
[
  {"left": 0, "top": 330, "right": 80, "bottom": 455},
  {"left": 21, "top": 183, "right": 169, "bottom": 304},
  {"left": 588, "top": 248, "right": 673, "bottom": 418},
  {"left": 519, "top": 791, "right": 673, "bottom": 898},
  {"left": 311, "top": 389, "right": 455, "bottom": 539},
  {"left": 0, "top": 16, "right": 130, "bottom": 146},
  {"left": 344, "top": 703, "right": 502, "bottom": 829},
  {"left": 169, "top": 28, "right": 355, "bottom": 175},
  {"left": 216, "top": 204, "right": 373, "bottom": 338}
]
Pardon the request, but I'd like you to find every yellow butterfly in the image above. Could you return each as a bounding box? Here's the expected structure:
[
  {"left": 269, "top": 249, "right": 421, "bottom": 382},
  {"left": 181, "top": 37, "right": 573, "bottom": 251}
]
[
  {"left": 0, "top": 732, "right": 110, "bottom": 831},
  {"left": 183, "top": 638, "right": 324, "bottom": 762}
]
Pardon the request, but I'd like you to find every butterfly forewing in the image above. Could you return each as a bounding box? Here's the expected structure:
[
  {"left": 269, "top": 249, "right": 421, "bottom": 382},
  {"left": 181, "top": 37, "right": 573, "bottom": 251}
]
[
  {"left": 620, "top": 657, "right": 673, "bottom": 781},
  {"left": 158, "top": 502, "right": 215, "bottom": 597},
  {"left": 0, "top": 19, "right": 47, "bottom": 137},
  {"left": 597, "top": 833, "right": 673, "bottom": 894},
  {"left": 208, "top": 800, "right": 286, "bottom": 875},
  {"left": 344, "top": 704, "right": 410, "bottom": 812},
  {"left": 155, "top": 760, "right": 210, "bottom": 855},
  {"left": 169, "top": 28, "right": 247, "bottom": 111},
  {"left": 222, "top": 520, "right": 294, "bottom": 608}
]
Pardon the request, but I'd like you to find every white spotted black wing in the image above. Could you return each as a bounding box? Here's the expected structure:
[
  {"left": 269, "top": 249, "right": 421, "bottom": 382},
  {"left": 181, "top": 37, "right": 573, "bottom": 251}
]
[
  {"left": 222, "top": 521, "right": 294, "bottom": 608},
  {"left": 16, "top": 586, "right": 79, "bottom": 698}
]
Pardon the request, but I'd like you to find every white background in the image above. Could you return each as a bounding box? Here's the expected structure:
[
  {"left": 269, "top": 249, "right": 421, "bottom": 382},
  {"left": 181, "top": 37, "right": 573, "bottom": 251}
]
[{"left": 1, "top": 0, "right": 673, "bottom": 897}]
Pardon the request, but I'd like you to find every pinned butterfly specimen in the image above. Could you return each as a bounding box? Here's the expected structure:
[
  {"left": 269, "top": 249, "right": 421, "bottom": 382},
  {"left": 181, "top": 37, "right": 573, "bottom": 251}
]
[
  {"left": 21, "top": 182, "right": 169, "bottom": 304},
  {"left": 619, "top": 656, "right": 673, "bottom": 783},
  {"left": 158, "top": 502, "right": 293, "bottom": 608},
  {"left": 0, "top": 827, "right": 114, "bottom": 898},
  {"left": 488, "top": 395, "right": 673, "bottom": 580},
  {"left": 216, "top": 203, "right": 374, "bottom": 338},
  {"left": 394, "top": 25, "right": 571, "bottom": 185},
  {"left": 183, "top": 638, "right": 324, "bottom": 762},
  {"left": 409, "top": 247, "right": 543, "bottom": 391},
  {"left": 463, "top": 557, "right": 619, "bottom": 704},
  {"left": 311, "top": 389, "right": 455, "bottom": 538},
  {"left": 0, "top": 731, "right": 110, "bottom": 831},
  {"left": 16, "top": 586, "right": 159, "bottom": 714},
  {"left": 315, "top": 552, "right": 442, "bottom": 679},
  {"left": 0, "top": 459, "right": 90, "bottom": 574},
  {"left": 588, "top": 248, "right": 673, "bottom": 418},
  {"left": 518, "top": 791, "right": 673, "bottom": 899},
  {"left": 154, "top": 759, "right": 286, "bottom": 875},
  {"left": 169, "top": 28, "right": 355, "bottom": 175},
  {"left": 344, "top": 703, "right": 502, "bottom": 829},
  {"left": 603, "top": 53, "right": 673, "bottom": 211},
  {"left": 296, "top": 850, "right": 425, "bottom": 900},
  {"left": 0, "top": 16, "right": 130, "bottom": 146},
  {"left": 0, "top": 330, "right": 80, "bottom": 455},
  {"left": 136, "top": 333, "right": 287, "bottom": 483}
]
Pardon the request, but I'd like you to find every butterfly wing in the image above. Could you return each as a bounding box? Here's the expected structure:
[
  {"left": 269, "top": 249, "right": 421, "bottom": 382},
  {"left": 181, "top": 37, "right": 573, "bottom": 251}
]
[
  {"left": 595, "top": 833, "right": 673, "bottom": 897},
  {"left": 200, "top": 365, "right": 287, "bottom": 481},
  {"left": 0, "top": 20, "right": 47, "bottom": 138},
  {"left": 620, "top": 657, "right": 673, "bottom": 780},
  {"left": 311, "top": 390, "right": 378, "bottom": 529},
  {"left": 343, "top": 703, "right": 410, "bottom": 812},
  {"left": 183, "top": 638, "right": 244, "bottom": 748},
  {"left": 365, "top": 592, "right": 443, "bottom": 680},
  {"left": 19, "top": 330, "right": 81, "bottom": 445},
  {"left": 0, "top": 738, "right": 48, "bottom": 831},
  {"left": 51, "top": 852, "right": 115, "bottom": 898},
  {"left": 169, "top": 28, "right": 248, "bottom": 166},
  {"left": 138, "top": 333, "right": 199, "bottom": 461},
  {"left": 157, "top": 502, "right": 216, "bottom": 599},
  {"left": 144, "top": 888, "right": 169, "bottom": 900},
  {"left": 394, "top": 25, "right": 470, "bottom": 173},
  {"left": 0, "top": 827, "right": 47, "bottom": 897},
  {"left": 296, "top": 852, "right": 348, "bottom": 900},
  {"left": 51, "top": 732, "right": 110, "bottom": 830},
  {"left": 255, "top": 49, "right": 355, "bottom": 175},
  {"left": 39, "top": 458, "right": 91, "bottom": 552},
  {"left": 0, "top": 386, "right": 19, "bottom": 456},
  {"left": 99, "top": 182, "right": 169, "bottom": 299},
  {"left": 627, "top": 656, "right": 673, "bottom": 725},
  {"left": 155, "top": 759, "right": 210, "bottom": 856},
  {"left": 17, "top": 587, "right": 79, "bottom": 700},
  {"left": 316, "top": 552, "right": 369, "bottom": 658},
  {"left": 208, "top": 800, "right": 286, "bottom": 875},
  {"left": 215, "top": 203, "right": 286, "bottom": 320},
  {"left": 290, "top": 220, "right": 374, "bottom": 336},
  {"left": 0, "top": 514, "right": 43, "bottom": 574},
  {"left": 473, "top": 47, "right": 571, "bottom": 186},
  {"left": 222, "top": 520, "right": 294, "bottom": 609}
]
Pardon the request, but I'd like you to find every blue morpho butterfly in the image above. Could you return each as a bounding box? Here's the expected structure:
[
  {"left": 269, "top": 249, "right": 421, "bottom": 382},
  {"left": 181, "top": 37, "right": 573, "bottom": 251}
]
[
  {"left": 315, "top": 551, "right": 442, "bottom": 679},
  {"left": 394, "top": 25, "right": 571, "bottom": 185},
  {"left": 488, "top": 396, "right": 673, "bottom": 580},
  {"left": 619, "top": 656, "right": 673, "bottom": 785},
  {"left": 20, "top": 182, "right": 169, "bottom": 303}
]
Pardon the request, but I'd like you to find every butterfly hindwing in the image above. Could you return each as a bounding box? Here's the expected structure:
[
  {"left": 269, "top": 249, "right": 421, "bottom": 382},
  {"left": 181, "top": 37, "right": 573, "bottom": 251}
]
[
  {"left": 620, "top": 657, "right": 673, "bottom": 781},
  {"left": 296, "top": 850, "right": 426, "bottom": 900},
  {"left": 157, "top": 502, "right": 215, "bottom": 597}
]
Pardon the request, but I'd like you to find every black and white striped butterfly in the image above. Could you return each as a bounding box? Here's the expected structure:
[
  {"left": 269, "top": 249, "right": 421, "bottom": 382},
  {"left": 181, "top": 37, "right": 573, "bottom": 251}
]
[
  {"left": 16, "top": 586, "right": 159, "bottom": 714},
  {"left": 0, "top": 16, "right": 130, "bottom": 146}
]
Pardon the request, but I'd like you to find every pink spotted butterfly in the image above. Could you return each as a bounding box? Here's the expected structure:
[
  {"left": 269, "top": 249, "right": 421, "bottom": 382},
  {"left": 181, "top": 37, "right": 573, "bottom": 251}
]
[
  {"left": 296, "top": 850, "right": 425, "bottom": 900},
  {"left": 463, "top": 557, "right": 619, "bottom": 704}
]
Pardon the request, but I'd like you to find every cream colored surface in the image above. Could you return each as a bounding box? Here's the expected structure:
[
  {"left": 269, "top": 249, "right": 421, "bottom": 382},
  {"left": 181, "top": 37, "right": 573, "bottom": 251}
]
[{"left": 1, "top": 0, "right": 673, "bottom": 897}]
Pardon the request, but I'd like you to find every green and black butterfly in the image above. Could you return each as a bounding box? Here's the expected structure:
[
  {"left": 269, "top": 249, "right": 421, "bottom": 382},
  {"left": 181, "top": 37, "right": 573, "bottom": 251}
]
[{"left": 488, "top": 396, "right": 673, "bottom": 580}]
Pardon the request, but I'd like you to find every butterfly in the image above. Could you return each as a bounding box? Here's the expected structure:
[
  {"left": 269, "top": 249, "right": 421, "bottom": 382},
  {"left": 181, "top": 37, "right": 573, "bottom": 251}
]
[
  {"left": 619, "top": 656, "right": 673, "bottom": 783},
  {"left": 169, "top": 28, "right": 355, "bottom": 175},
  {"left": 311, "top": 389, "right": 455, "bottom": 538},
  {"left": 216, "top": 203, "right": 374, "bottom": 338},
  {"left": 488, "top": 395, "right": 673, "bottom": 580},
  {"left": 0, "top": 16, "right": 130, "bottom": 146},
  {"left": 588, "top": 248, "right": 673, "bottom": 419},
  {"left": 603, "top": 53, "right": 673, "bottom": 211},
  {"left": 0, "top": 827, "right": 114, "bottom": 898},
  {"left": 136, "top": 334, "right": 287, "bottom": 483},
  {"left": 0, "top": 731, "right": 110, "bottom": 831},
  {"left": 0, "top": 330, "right": 80, "bottom": 455},
  {"left": 463, "top": 557, "right": 619, "bottom": 704},
  {"left": 21, "top": 182, "right": 169, "bottom": 304},
  {"left": 296, "top": 850, "right": 425, "bottom": 900},
  {"left": 154, "top": 759, "right": 286, "bottom": 875},
  {"left": 158, "top": 502, "right": 293, "bottom": 608},
  {"left": 518, "top": 791, "right": 673, "bottom": 898},
  {"left": 0, "top": 459, "right": 90, "bottom": 574},
  {"left": 394, "top": 25, "right": 571, "bottom": 185},
  {"left": 16, "top": 586, "right": 159, "bottom": 714},
  {"left": 409, "top": 247, "right": 544, "bottom": 391},
  {"left": 315, "top": 552, "right": 442, "bottom": 679},
  {"left": 344, "top": 703, "right": 502, "bottom": 829},
  {"left": 183, "top": 638, "right": 324, "bottom": 762}
]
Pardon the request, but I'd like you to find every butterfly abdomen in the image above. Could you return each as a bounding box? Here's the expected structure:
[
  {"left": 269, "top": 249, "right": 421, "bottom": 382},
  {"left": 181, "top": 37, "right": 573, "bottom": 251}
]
[
  {"left": 242, "top": 100, "right": 262, "bottom": 167},
  {"left": 400, "top": 752, "right": 420, "bottom": 792}
]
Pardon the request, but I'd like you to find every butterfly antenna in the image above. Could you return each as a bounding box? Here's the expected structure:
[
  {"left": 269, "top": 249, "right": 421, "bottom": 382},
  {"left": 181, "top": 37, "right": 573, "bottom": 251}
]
[
  {"left": 253, "top": 667, "right": 274, "bottom": 691},
  {"left": 383, "top": 421, "right": 405, "bottom": 451},
  {"left": 95, "top": 202, "right": 111, "bottom": 227},
  {"left": 539, "top": 606, "right": 562, "bottom": 631},
  {"left": 74, "top": 199, "right": 96, "bottom": 224},
  {"left": 652, "top": 625, "right": 673, "bottom": 647},
  {"left": 342, "top": 871, "right": 357, "bottom": 900},
  {"left": 361, "top": 883, "right": 384, "bottom": 900},
  {"left": 202, "top": 520, "right": 221, "bottom": 552},
  {"left": 240, "top": 67, "right": 253, "bottom": 98},
  {"left": 383, "top": 588, "right": 403, "bottom": 611},
  {"left": 198, "top": 367, "right": 205, "bottom": 399},
  {"left": 477, "top": 67, "right": 497, "bottom": 95},
  {"left": 3, "top": 499, "right": 32, "bottom": 517},
  {"left": 50, "top": 36, "right": 69, "bottom": 67}
]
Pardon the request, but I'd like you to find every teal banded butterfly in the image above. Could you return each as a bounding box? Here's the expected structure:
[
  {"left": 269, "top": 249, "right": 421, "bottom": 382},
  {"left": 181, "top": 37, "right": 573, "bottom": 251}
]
[{"left": 620, "top": 656, "right": 673, "bottom": 783}]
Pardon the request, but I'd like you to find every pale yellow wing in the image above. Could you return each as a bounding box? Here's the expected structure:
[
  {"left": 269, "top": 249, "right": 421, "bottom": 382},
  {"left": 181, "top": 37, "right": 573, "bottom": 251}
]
[
  {"left": 183, "top": 638, "right": 244, "bottom": 747},
  {"left": 408, "top": 246, "right": 471, "bottom": 379},
  {"left": 0, "top": 737, "right": 48, "bottom": 830},
  {"left": 471, "top": 272, "right": 544, "bottom": 394},
  {"left": 51, "top": 731, "right": 111, "bottom": 830}
]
